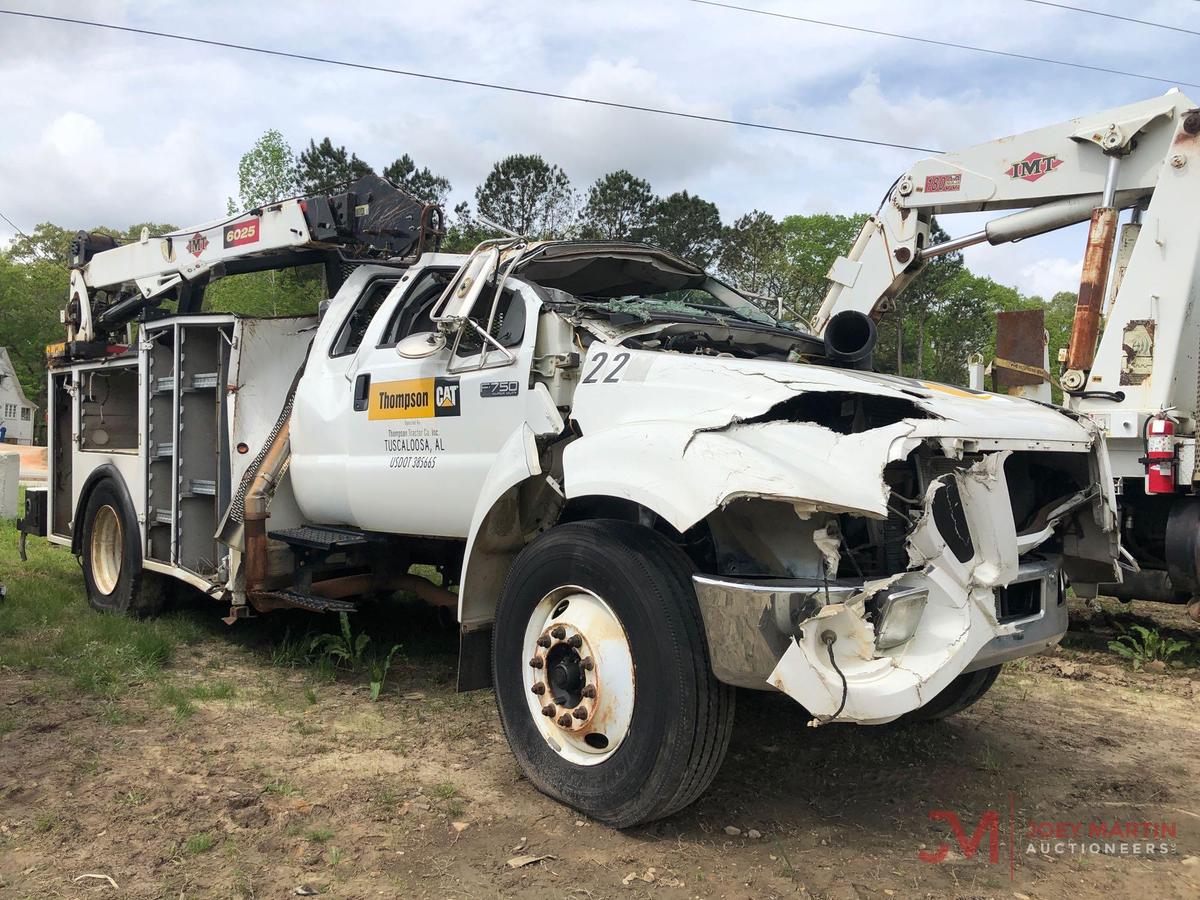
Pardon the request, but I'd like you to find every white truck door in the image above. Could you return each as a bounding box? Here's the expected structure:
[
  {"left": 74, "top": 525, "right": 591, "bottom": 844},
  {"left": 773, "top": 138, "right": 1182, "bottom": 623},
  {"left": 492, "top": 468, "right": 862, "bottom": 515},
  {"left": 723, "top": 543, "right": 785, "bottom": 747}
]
[
  {"left": 344, "top": 278, "right": 541, "bottom": 538},
  {"left": 290, "top": 269, "right": 403, "bottom": 526}
]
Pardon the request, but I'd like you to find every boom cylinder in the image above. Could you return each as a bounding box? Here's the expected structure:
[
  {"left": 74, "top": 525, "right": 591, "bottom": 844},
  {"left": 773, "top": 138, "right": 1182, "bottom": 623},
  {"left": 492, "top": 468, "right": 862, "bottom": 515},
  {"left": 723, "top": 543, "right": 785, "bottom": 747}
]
[
  {"left": 1062, "top": 155, "right": 1123, "bottom": 389},
  {"left": 1065, "top": 206, "right": 1120, "bottom": 376}
]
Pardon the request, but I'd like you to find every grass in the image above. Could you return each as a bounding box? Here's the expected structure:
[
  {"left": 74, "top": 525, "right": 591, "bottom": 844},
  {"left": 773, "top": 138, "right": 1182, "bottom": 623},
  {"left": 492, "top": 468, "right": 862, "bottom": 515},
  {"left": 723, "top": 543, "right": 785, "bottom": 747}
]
[
  {"left": 0, "top": 517, "right": 206, "bottom": 699},
  {"left": 183, "top": 831, "right": 216, "bottom": 855},
  {"left": 307, "top": 827, "right": 334, "bottom": 843},
  {"left": 262, "top": 775, "right": 298, "bottom": 797},
  {"left": 0, "top": 518, "right": 458, "bottom": 716},
  {"left": 155, "top": 680, "right": 237, "bottom": 720}
]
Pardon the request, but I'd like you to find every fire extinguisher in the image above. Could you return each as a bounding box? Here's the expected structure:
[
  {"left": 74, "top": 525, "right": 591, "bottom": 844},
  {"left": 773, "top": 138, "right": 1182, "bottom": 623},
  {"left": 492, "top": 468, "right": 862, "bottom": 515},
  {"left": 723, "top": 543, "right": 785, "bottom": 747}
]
[{"left": 1143, "top": 410, "right": 1178, "bottom": 494}]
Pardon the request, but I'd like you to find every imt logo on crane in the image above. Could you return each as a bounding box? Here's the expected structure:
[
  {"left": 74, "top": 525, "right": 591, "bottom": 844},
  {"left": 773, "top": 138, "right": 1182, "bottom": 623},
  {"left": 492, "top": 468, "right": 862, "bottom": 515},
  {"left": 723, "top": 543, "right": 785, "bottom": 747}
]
[{"left": 1007, "top": 152, "right": 1063, "bottom": 182}]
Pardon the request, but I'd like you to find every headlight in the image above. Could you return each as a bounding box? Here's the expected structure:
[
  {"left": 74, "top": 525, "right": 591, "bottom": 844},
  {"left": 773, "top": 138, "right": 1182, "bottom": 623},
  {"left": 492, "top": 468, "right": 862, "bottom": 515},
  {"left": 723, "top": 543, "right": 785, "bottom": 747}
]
[{"left": 871, "top": 586, "right": 928, "bottom": 650}]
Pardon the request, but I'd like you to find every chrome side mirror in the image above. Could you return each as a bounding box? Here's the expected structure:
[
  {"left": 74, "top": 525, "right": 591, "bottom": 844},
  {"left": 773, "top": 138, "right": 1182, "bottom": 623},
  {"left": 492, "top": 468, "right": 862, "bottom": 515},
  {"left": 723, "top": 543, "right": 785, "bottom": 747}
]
[{"left": 396, "top": 331, "right": 448, "bottom": 359}]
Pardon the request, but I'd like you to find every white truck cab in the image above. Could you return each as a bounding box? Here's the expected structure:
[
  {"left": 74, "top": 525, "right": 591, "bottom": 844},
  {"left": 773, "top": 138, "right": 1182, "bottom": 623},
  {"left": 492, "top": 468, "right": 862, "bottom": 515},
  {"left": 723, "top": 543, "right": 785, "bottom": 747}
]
[{"left": 22, "top": 181, "right": 1120, "bottom": 827}]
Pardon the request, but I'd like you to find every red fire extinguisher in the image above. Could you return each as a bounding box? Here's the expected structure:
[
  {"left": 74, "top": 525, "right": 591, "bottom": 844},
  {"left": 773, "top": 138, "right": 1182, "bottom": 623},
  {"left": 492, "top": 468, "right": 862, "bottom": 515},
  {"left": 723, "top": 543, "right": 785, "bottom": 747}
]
[{"left": 1144, "top": 410, "right": 1177, "bottom": 494}]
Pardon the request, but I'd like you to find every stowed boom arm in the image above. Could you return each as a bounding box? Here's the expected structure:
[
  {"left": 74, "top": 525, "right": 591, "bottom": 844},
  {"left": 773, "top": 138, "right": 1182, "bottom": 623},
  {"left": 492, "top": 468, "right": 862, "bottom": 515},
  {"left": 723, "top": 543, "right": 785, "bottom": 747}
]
[
  {"left": 813, "top": 90, "right": 1200, "bottom": 398},
  {"left": 63, "top": 174, "right": 443, "bottom": 349}
]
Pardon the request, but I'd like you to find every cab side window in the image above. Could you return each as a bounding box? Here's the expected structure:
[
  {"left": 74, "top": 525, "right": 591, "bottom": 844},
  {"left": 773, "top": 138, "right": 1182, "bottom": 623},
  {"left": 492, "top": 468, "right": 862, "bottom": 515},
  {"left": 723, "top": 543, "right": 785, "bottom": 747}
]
[
  {"left": 454, "top": 288, "right": 526, "bottom": 357},
  {"left": 329, "top": 278, "right": 397, "bottom": 357},
  {"left": 378, "top": 269, "right": 454, "bottom": 347}
]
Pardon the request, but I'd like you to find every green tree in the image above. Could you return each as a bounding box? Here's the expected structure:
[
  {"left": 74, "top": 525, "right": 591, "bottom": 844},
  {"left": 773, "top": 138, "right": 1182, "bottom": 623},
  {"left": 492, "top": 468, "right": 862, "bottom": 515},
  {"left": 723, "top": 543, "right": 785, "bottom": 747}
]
[
  {"left": 441, "top": 201, "right": 491, "bottom": 253},
  {"left": 717, "top": 210, "right": 786, "bottom": 315},
  {"left": 0, "top": 251, "right": 69, "bottom": 428},
  {"left": 382, "top": 154, "right": 452, "bottom": 206},
  {"left": 644, "top": 191, "right": 722, "bottom": 268},
  {"left": 474, "top": 154, "right": 576, "bottom": 238},
  {"left": 878, "top": 222, "right": 966, "bottom": 377},
  {"left": 295, "top": 137, "right": 374, "bottom": 195},
  {"left": 771, "top": 213, "right": 867, "bottom": 323},
  {"left": 227, "top": 129, "right": 300, "bottom": 214},
  {"left": 204, "top": 269, "right": 325, "bottom": 318},
  {"left": 10, "top": 222, "right": 178, "bottom": 267},
  {"left": 7, "top": 222, "right": 78, "bottom": 266},
  {"left": 578, "top": 170, "right": 655, "bottom": 241}
]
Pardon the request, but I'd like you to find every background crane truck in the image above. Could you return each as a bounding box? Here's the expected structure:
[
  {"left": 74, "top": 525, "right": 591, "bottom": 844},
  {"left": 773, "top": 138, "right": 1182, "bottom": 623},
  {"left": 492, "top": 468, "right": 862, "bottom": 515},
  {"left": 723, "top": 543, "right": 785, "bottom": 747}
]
[
  {"left": 17, "top": 171, "right": 1117, "bottom": 826},
  {"left": 813, "top": 89, "right": 1200, "bottom": 622}
]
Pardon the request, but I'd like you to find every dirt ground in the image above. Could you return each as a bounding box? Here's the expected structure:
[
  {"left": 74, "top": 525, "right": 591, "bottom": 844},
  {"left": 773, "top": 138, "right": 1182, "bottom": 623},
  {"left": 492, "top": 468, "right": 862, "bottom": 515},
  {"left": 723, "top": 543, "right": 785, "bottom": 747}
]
[{"left": 1, "top": 578, "right": 1199, "bottom": 898}]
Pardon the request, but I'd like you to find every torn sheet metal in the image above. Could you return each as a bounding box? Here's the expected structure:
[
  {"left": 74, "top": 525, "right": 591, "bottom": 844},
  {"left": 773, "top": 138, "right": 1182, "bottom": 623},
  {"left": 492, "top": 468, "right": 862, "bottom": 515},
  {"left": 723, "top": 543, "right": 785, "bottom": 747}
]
[{"left": 767, "top": 455, "right": 1026, "bottom": 725}]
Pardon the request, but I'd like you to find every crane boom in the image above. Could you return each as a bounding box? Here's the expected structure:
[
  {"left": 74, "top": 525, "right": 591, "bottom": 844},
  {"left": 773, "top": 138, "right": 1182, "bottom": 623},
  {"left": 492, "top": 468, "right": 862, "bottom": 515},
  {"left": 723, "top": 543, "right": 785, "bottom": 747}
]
[
  {"left": 815, "top": 88, "right": 1200, "bottom": 616},
  {"left": 60, "top": 174, "right": 443, "bottom": 354}
]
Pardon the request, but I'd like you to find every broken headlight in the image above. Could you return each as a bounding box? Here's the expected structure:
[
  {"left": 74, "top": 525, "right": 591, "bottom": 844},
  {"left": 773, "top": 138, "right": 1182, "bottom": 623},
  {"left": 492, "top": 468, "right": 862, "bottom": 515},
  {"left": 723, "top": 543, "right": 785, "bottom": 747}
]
[{"left": 869, "top": 586, "right": 928, "bottom": 650}]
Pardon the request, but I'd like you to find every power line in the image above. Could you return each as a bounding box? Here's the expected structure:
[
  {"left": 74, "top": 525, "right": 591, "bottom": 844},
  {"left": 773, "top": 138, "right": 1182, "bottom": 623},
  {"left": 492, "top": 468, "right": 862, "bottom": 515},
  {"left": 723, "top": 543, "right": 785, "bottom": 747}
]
[
  {"left": 686, "top": 0, "right": 1200, "bottom": 89},
  {"left": 0, "top": 8, "right": 943, "bottom": 154},
  {"left": 1020, "top": 1, "right": 1200, "bottom": 38},
  {"left": 0, "top": 209, "right": 30, "bottom": 240}
]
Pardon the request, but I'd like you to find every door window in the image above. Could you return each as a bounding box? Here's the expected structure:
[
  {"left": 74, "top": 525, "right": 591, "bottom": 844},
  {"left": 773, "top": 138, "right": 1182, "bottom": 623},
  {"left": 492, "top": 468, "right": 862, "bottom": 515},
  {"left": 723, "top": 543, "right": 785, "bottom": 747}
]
[
  {"left": 329, "top": 278, "right": 398, "bottom": 357},
  {"left": 454, "top": 287, "right": 526, "bottom": 357},
  {"left": 378, "top": 269, "right": 455, "bottom": 347}
]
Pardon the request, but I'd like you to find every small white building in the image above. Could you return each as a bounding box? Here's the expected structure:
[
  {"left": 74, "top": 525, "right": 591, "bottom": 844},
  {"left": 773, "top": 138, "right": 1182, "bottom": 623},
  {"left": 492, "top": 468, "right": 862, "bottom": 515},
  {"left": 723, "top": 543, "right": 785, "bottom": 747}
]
[{"left": 0, "top": 347, "right": 36, "bottom": 445}]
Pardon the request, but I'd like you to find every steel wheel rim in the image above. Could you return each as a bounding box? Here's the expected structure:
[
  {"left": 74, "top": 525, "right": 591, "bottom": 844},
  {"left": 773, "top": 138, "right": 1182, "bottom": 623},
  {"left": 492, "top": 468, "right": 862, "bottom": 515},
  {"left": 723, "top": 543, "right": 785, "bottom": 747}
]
[
  {"left": 90, "top": 504, "right": 123, "bottom": 595},
  {"left": 522, "top": 585, "right": 635, "bottom": 766}
]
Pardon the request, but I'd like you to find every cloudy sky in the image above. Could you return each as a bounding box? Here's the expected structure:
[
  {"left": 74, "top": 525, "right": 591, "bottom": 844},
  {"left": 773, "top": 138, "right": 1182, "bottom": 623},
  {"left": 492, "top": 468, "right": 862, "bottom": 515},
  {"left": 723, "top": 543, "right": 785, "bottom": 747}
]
[{"left": 0, "top": 0, "right": 1195, "bottom": 297}]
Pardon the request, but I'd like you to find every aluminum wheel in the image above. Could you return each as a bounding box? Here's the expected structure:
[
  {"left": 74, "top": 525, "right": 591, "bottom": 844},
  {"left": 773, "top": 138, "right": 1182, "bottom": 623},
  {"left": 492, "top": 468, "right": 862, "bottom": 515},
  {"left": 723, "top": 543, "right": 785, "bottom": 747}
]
[
  {"left": 89, "top": 503, "right": 123, "bottom": 595},
  {"left": 522, "top": 585, "right": 635, "bottom": 766}
]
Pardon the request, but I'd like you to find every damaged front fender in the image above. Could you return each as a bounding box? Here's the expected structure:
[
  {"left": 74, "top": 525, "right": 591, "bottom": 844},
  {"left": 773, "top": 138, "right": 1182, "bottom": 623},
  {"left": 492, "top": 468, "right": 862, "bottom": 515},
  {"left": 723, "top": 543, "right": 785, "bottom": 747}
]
[{"left": 703, "top": 453, "right": 1068, "bottom": 724}]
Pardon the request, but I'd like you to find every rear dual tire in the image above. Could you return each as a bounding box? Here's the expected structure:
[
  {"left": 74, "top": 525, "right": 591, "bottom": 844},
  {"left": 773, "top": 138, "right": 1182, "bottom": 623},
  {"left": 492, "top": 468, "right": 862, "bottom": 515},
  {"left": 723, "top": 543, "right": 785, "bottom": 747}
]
[
  {"left": 492, "top": 520, "right": 734, "bottom": 828},
  {"left": 81, "top": 478, "right": 165, "bottom": 617}
]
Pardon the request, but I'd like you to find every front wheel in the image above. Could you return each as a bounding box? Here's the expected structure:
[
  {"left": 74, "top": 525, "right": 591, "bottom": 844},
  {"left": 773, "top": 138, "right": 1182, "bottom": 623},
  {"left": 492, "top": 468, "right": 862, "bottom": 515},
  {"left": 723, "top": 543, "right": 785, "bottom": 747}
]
[
  {"left": 492, "top": 520, "right": 734, "bottom": 828},
  {"left": 81, "top": 478, "right": 165, "bottom": 617},
  {"left": 898, "top": 665, "right": 1001, "bottom": 723}
]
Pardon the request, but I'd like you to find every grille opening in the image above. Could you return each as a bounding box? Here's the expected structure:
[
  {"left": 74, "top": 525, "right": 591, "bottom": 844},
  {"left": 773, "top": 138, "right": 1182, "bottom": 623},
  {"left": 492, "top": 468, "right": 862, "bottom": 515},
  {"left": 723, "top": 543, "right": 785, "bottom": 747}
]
[{"left": 995, "top": 580, "right": 1041, "bottom": 623}]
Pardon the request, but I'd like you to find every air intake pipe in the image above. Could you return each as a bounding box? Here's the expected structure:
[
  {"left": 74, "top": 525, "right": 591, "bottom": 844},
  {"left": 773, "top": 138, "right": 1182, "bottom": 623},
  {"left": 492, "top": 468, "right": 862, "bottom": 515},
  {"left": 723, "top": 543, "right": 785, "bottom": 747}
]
[{"left": 823, "top": 310, "right": 877, "bottom": 370}]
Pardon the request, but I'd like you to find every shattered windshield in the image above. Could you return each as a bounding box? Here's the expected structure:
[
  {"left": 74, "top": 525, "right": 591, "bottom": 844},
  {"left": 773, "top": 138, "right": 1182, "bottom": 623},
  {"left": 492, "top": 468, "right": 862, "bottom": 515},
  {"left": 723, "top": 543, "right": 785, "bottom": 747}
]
[
  {"left": 581, "top": 282, "right": 784, "bottom": 328},
  {"left": 513, "top": 243, "right": 796, "bottom": 331}
]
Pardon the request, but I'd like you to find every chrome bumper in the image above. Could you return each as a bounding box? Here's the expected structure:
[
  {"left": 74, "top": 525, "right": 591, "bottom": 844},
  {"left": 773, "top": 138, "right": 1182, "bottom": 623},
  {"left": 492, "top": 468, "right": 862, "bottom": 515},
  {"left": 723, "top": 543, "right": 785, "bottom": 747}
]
[
  {"left": 962, "top": 558, "right": 1067, "bottom": 673},
  {"left": 693, "top": 556, "right": 1066, "bottom": 691}
]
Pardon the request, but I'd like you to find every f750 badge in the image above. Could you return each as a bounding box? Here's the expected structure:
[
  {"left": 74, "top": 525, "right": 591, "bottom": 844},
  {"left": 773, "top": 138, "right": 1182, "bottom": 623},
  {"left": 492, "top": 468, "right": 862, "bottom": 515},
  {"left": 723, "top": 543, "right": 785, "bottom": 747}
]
[{"left": 223, "top": 220, "right": 260, "bottom": 248}]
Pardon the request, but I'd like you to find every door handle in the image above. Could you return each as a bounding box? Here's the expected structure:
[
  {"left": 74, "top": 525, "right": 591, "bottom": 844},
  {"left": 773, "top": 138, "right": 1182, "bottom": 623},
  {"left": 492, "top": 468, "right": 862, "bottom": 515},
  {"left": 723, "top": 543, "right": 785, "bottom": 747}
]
[{"left": 353, "top": 373, "right": 371, "bottom": 411}]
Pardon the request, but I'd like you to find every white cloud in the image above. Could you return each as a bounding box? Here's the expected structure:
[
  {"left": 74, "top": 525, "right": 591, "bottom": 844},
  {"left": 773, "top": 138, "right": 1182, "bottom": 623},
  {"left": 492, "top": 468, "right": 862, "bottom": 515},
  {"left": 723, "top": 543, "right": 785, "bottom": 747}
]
[
  {"left": 1017, "top": 256, "right": 1084, "bottom": 299},
  {"left": 0, "top": 0, "right": 1195, "bottom": 291}
]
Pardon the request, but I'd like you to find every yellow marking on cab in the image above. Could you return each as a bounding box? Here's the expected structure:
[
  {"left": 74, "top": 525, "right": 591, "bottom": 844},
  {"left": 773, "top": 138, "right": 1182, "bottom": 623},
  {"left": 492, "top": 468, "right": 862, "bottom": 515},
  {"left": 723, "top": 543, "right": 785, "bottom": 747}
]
[
  {"left": 368, "top": 378, "right": 437, "bottom": 419},
  {"left": 918, "top": 381, "right": 990, "bottom": 399}
]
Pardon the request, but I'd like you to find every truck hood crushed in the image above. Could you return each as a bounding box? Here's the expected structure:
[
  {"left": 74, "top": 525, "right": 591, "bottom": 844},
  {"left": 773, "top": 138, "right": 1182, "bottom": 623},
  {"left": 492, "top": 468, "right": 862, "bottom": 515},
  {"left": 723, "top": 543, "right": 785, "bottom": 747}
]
[
  {"left": 567, "top": 349, "right": 1106, "bottom": 523},
  {"left": 564, "top": 345, "right": 1118, "bottom": 725}
]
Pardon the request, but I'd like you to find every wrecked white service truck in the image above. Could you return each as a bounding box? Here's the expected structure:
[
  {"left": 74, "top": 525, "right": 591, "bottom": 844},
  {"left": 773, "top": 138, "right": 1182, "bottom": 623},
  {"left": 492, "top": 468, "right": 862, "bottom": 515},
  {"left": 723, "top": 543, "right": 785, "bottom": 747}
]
[{"left": 20, "top": 176, "right": 1118, "bottom": 826}]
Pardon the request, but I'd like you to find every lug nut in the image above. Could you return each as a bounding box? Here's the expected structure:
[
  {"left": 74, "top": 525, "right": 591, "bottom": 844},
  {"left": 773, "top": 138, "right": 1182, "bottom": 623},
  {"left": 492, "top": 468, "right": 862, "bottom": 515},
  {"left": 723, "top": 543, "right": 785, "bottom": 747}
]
[
  {"left": 581, "top": 656, "right": 594, "bottom": 671},
  {"left": 541, "top": 704, "right": 556, "bottom": 717},
  {"left": 567, "top": 634, "right": 583, "bottom": 648},
  {"left": 529, "top": 656, "right": 543, "bottom": 669},
  {"left": 557, "top": 713, "right": 573, "bottom": 727},
  {"left": 551, "top": 625, "right": 566, "bottom": 640},
  {"left": 531, "top": 683, "right": 545, "bottom": 695},
  {"left": 536, "top": 635, "right": 552, "bottom": 648},
  {"left": 572, "top": 706, "right": 588, "bottom": 720},
  {"left": 581, "top": 685, "right": 596, "bottom": 699}
]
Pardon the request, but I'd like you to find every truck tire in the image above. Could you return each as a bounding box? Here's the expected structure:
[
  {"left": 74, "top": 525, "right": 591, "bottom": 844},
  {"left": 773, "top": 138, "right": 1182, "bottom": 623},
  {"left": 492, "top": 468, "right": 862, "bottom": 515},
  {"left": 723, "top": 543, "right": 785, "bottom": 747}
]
[
  {"left": 492, "top": 520, "right": 734, "bottom": 828},
  {"left": 80, "top": 478, "right": 164, "bottom": 617},
  {"left": 899, "top": 665, "right": 1001, "bottom": 723}
]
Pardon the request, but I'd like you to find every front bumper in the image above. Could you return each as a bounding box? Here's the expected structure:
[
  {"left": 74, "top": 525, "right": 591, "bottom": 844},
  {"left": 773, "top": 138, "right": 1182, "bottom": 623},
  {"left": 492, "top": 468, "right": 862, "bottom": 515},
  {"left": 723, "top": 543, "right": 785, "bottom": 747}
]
[{"left": 693, "top": 557, "right": 1066, "bottom": 724}]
